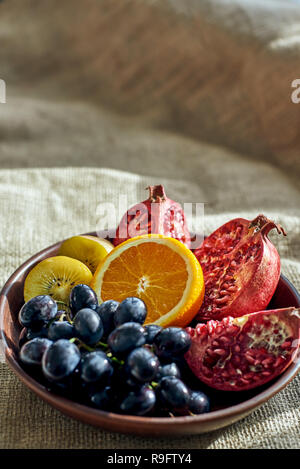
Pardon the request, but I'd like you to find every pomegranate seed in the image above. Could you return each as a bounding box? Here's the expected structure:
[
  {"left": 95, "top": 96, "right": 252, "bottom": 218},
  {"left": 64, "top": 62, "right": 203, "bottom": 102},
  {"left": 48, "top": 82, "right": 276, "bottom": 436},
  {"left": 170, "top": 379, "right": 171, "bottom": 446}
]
[
  {"left": 244, "top": 373, "right": 254, "bottom": 380},
  {"left": 227, "top": 326, "right": 239, "bottom": 336},
  {"left": 233, "top": 355, "right": 241, "bottom": 364},
  {"left": 262, "top": 357, "right": 274, "bottom": 367},
  {"left": 214, "top": 348, "right": 226, "bottom": 356},
  {"left": 219, "top": 336, "right": 230, "bottom": 344},
  {"left": 240, "top": 378, "right": 251, "bottom": 385},
  {"left": 281, "top": 341, "right": 292, "bottom": 350},
  {"left": 227, "top": 363, "right": 236, "bottom": 376},
  {"left": 202, "top": 367, "right": 213, "bottom": 377},
  {"left": 274, "top": 356, "right": 285, "bottom": 367},
  {"left": 207, "top": 321, "right": 217, "bottom": 334}
]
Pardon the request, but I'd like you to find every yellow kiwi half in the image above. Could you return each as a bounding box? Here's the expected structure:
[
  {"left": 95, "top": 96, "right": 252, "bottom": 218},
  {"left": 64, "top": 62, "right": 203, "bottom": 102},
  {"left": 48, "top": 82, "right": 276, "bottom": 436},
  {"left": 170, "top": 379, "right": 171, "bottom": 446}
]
[
  {"left": 58, "top": 235, "right": 114, "bottom": 274},
  {"left": 24, "top": 256, "right": 93, "bottom": 306}
]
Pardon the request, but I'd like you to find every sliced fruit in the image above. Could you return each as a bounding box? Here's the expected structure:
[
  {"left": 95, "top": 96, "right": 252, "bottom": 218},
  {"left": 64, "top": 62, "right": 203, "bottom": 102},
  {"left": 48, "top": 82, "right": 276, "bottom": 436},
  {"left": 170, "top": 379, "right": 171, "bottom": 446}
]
[
  {"left": 91, "top": 234, "right": 204, "bottom": 327},
  {"left": 58, "top": 235, "right": 114, "bottom": 274},
  {"left": 194, "top": 214, "right": 286, "bottom": 321},
  {"left": 24, "top": 256, "right": 93, "bottom": 306},
  {"left": 185, "top": 307, "right": 300, "bottom": 391}
]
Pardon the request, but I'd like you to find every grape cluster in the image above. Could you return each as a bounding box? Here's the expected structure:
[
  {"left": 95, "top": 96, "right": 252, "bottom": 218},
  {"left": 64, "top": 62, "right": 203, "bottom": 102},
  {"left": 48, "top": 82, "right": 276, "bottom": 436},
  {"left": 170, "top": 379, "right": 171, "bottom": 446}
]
[{"left": 18, "top": 284, "right": 210, "bottom": 417}]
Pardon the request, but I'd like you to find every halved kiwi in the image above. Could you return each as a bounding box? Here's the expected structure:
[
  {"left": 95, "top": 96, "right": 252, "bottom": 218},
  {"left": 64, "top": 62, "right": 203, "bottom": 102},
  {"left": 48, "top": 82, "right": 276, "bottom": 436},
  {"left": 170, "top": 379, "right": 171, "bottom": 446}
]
[
  {"left": 24, "top": 256, "right": 93, "bottom": 307},
  {"left": 58, "top": 235, "right": 114, "bottom": 274}
]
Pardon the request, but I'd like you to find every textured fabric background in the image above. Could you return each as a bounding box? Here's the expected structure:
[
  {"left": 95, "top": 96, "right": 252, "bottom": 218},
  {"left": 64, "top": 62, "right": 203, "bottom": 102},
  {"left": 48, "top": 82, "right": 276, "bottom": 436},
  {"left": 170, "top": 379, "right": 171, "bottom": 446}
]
[{"left": 0, "top": 0, "right": 299, "bottom": 449}]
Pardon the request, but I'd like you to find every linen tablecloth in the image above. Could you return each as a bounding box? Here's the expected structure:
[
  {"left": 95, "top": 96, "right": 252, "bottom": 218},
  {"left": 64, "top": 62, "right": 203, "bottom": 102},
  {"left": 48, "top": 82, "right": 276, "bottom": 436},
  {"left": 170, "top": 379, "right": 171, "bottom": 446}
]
[{"left": 0, "top": 0, "right": 300, "bottom": 449}]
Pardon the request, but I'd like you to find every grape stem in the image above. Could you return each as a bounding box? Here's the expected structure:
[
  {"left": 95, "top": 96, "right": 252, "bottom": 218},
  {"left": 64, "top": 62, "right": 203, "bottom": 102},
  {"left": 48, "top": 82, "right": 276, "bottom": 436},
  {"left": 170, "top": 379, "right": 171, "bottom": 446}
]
[
  {"left": 111, "top": 357, "right": 124, "bottom": 366},
  {"left": 69, "top": 337, "right": 94, "bottom": 352},
  {"left": 56, "top": 300, "right": 68, "bottom": 307},
  {"left": 150, "top": 381, "right": 159, "bottom": 388},
  {"left": 96, "top": 341, "right": 109, "bottom": 349}
]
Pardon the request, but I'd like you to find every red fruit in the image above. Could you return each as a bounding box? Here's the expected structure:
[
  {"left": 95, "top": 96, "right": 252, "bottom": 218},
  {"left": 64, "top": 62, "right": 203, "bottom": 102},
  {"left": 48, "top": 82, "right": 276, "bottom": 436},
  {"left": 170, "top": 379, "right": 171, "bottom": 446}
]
[
  {"left": 194, "top": 215, "right": 286, "bottom": 321},
  {"left": 185, "top": 307, "right": 300, "bottom": 391},
  {"left": 114, "top": 185, "right": 191, "bottom": 248}
]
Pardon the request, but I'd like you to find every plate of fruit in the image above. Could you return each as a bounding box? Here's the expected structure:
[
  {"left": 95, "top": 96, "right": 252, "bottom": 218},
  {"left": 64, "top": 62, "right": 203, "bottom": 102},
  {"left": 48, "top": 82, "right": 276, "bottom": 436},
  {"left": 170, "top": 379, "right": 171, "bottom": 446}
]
[{"left": 1, "top": 185, "right": 300, "bottom": 436}]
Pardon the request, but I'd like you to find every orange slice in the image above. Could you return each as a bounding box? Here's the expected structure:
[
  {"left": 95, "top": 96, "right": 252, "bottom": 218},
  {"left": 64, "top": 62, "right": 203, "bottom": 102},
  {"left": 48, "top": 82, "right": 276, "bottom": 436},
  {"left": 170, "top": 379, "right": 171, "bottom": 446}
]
[{"left": 91, "top": 235, "right": 205, "bottom": 327}]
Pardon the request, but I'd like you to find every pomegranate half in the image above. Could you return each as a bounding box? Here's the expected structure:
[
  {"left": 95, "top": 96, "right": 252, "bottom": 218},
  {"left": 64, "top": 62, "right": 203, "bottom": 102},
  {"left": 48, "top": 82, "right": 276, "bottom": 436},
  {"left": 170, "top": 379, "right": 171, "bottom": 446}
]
[
  {"left": 185, "top": 307, "right": 300, "bottom": 391},
  {"left": 113, "top": 185, "right": 191, "bottom": 248},
  {"left": 194, "top": 215, "right": 286, "bottom": 321}
]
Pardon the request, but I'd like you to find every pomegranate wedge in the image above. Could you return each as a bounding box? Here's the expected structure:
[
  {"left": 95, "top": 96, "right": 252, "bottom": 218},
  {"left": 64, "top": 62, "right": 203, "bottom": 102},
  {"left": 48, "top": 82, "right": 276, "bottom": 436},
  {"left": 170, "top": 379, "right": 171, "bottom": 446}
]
[
  {"left": 185, "top": 307, "right": 300, "bottom": 391},
  {"left": 194, "top": 215, "right": 286, "bottom": 321}
]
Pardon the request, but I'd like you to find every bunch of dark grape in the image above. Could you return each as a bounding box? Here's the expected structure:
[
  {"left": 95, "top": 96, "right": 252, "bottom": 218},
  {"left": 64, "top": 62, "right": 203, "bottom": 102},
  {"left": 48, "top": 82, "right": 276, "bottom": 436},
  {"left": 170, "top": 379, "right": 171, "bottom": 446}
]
[{"left": 18, "top": 284, "right": 210, "bottom": 416}]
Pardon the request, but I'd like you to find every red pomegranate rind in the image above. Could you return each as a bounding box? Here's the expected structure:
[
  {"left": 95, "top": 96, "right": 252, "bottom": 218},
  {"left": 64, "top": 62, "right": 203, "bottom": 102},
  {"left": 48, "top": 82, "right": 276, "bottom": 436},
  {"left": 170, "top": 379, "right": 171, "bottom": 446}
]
[
  {"left": 185, "top": 307, "right": 300, "bottom": 391},
  {"left": 114, "top": 185, "right": 191, "bottom": 248},
  {"left": 194, "top": 215, "right": 286, "bottom": 321}
]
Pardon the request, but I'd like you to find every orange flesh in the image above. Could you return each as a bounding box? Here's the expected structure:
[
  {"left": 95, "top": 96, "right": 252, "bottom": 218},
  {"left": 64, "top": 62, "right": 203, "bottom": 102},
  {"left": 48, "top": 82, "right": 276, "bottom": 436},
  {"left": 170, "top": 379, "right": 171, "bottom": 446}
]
[{"left": 100, "top": 242, "right": 188, "bottom": 323}]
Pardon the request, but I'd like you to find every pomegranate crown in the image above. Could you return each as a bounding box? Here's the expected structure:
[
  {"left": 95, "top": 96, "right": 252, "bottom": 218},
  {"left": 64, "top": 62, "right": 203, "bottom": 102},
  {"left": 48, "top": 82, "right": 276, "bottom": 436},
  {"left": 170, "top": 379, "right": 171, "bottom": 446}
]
[
  {"left": 146, "top": 185, "right": 167, "bottom": 203},
  {"left": 250, "top": 214, "right": 287, "bottom": 237}
]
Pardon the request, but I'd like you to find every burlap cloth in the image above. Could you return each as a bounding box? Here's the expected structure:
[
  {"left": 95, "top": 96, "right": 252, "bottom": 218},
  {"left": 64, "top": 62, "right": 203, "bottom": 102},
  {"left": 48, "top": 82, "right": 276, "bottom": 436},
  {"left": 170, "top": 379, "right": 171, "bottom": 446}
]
[{"left": 0, "top": 0, "right": 300, "bottom": 449}]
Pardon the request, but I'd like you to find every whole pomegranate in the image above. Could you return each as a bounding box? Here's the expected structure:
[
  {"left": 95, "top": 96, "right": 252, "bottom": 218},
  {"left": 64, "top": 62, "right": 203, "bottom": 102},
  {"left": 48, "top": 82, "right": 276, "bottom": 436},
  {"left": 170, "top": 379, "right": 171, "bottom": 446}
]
[
  {"left": 185, "top": 307, "right": 300, "bottom": 391},
  {"left": 114, "top": 185, "right": 191, "bottom": 248},
  {"left": 194, "top": 215, "right": 286, "bottom": 321}
]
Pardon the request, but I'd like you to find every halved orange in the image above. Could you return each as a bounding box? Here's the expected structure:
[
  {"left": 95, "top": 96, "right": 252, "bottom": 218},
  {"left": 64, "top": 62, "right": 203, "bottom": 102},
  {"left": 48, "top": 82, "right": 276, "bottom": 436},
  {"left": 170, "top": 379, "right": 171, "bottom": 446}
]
[{"left": 91, "top": 234, "right": 205, "bottom": 327}]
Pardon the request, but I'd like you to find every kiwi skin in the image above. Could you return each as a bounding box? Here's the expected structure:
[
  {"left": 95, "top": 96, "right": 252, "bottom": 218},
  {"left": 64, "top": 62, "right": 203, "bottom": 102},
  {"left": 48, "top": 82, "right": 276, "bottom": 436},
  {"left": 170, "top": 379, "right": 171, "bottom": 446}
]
[
  {"left": 58, "top": 235, "right": 113, "bottom": 274},
  {"left": 24, "top": 256, "right": 93, "bottom": 306}
]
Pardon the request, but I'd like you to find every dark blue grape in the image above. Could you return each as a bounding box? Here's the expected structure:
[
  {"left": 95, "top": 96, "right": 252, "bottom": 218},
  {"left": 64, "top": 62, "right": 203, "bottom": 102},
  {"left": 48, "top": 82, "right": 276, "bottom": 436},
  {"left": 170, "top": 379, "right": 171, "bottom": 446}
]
[
  {"left": 27, "top": 327, "right": 49, "bottom": 339},
  {"left": 20, "top": 338, "right": 52, "bottom": 366},
  {"left": 48, "top": 321, "right": 75, "bottom": 341},
  {"left": 96, "top": 300, "right": 119, "bottom": 336},
  {"left": 119, "top": 385, "right": 156, "bottom": 416},
  {"left": 125, "top": 347, "right": 159, "bottom": 383},
  {"left": 156, "top": 362, "right": 181, "bottom": 381},
  {"left": 42, "top": 339, "right": 81, "bottom": 381},
  {"left": 157, "top": 377, "right": 190, "bottom": 411},
  {"left": 19, "top": 295, "right": 58, "bottom": 330},
  {"left": 111, "top": 366, "right": 141, "bottom": 390},
  {"left": 144, "top": 324, "right": 162, "bottom": 344},
  {"left": 47, "top": 368, "right": 83, "bottom": 399},
  {"left": 73, "top": 308, "right": 103, "bottom": 345},
  {"left": 19, "top": 327, "right": 48, "bottom": 347},
  {"left": 90, "top": 386, "right": 114, "bottom": 410},
  {"left": 69, "top": 284, "right": 98, "bottom": 315},
  {"left": 153, "top": 327, "right": 191, "bottom": 359},
  {"left": 108, "top": 322, "right": 145, "bottom": 356},
  {"left": 188, "top": 390, "right": 210, "bottom": 414},
  {"left": 81, "top": 351, "right": 113, "bottom": 384},
  {"left": 114, "top": 297, "right": 147, "bottom": 326}
]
